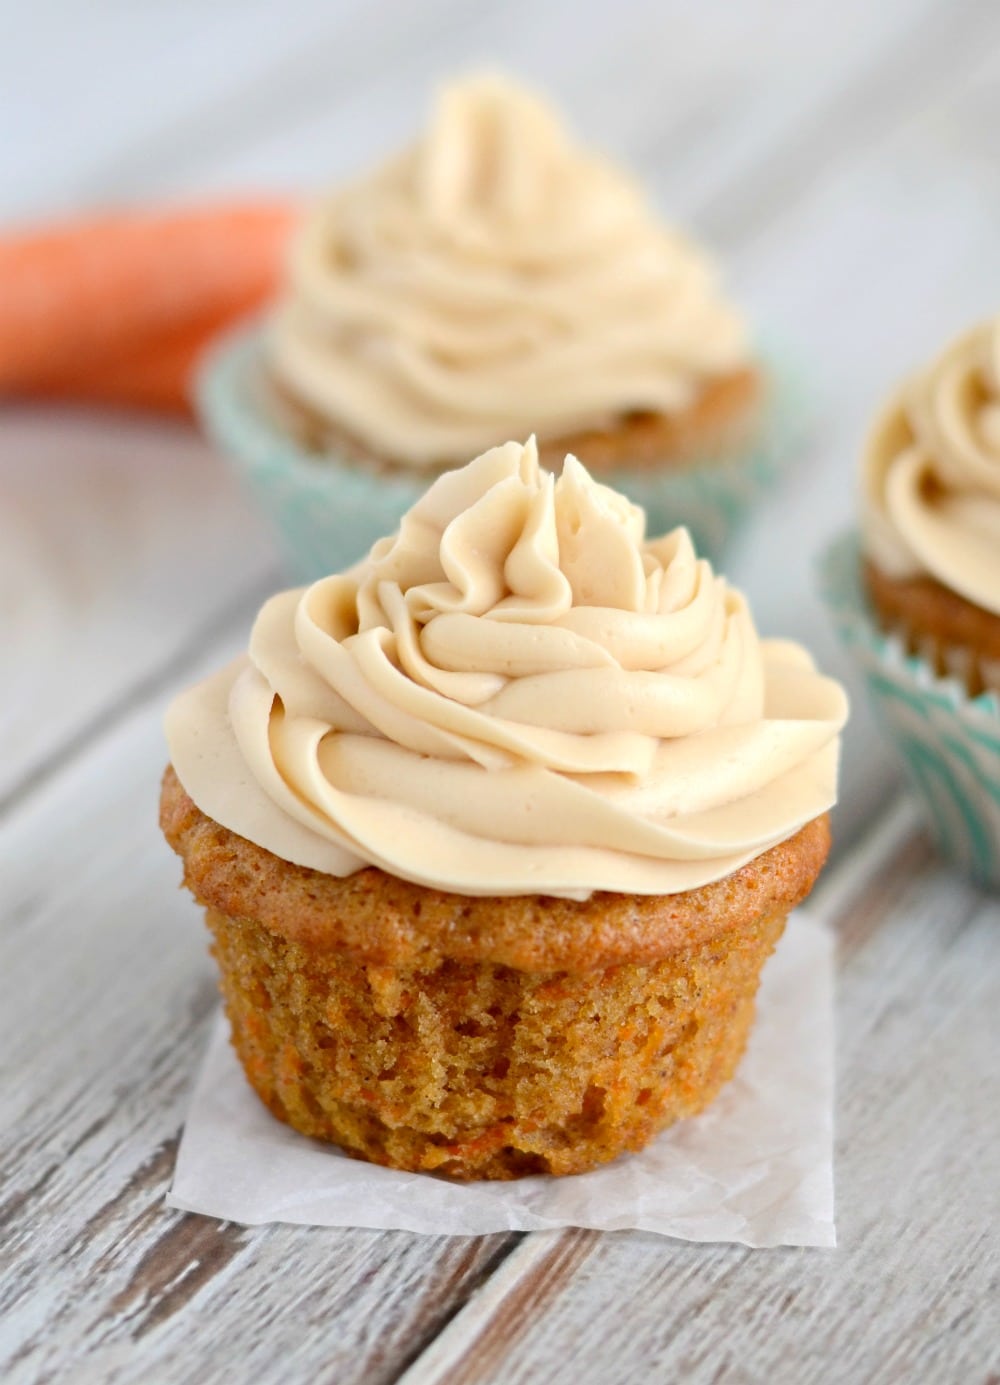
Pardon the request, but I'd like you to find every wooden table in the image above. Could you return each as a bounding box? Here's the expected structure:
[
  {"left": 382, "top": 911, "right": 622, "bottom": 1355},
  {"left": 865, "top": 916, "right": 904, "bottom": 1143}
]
[{"left": 2, "top": 3, "right": 999, "bottom": 1380}]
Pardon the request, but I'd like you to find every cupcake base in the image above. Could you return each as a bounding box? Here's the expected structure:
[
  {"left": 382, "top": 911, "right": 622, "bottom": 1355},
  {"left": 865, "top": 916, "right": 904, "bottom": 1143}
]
[
  {"left": 865, "top": 559, "right": 1000, "bottom": 696},
  {"left": 271, "top": 366, "right": 764, "bottom": 476},
  {"left": 162, "top": 766, "right": 830, "bottom": 1179},
  {"left": 206, "top": 902, "right": 785, "bottom": 1179}
]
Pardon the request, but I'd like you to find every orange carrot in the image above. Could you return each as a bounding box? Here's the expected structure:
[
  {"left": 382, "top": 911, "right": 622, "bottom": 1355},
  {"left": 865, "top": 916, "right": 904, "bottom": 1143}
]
[
  {"left": 20, "top": 331, "right": 201, "bottom": 415},
  {"left": 18, "top": 305, "right": 255, "bottom": 415},
  {"left": 441, "top": 1123, "right": 511, "bottom": 1161},
  {"left": 0, "top": 201, "right": 297, "bottom": 404}
]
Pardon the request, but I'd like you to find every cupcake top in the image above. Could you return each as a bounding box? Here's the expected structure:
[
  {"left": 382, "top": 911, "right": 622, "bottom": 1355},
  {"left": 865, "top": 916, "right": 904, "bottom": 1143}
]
[
  {"left": 862, "top": 315, "right": 1000, "bottom": 615},
  {"left": 167, "top": 439, "right": 845, "bottom": 899},
  {"left": 269, "top": 75, "right": 751, "bottom": 469}
]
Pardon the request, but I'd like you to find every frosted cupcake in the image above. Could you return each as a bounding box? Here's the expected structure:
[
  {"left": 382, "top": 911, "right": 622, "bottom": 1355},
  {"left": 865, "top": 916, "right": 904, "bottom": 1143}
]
[
  {"left": 163, "top": 439, "right": 846, "bottom": 1178},
  {"left": 821, "top": 315, "right": 1000, "bottom": 887},
  {"left": 198, "top": 77, "right": 803, "bottom": 577},
  {"left": 863, "top": 318, "right": 1000, "bottom": 693}
]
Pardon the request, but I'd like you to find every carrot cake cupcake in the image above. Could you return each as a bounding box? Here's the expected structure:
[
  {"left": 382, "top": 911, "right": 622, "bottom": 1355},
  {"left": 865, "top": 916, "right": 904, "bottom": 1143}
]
[
  {"left": 269, "top": 74, "right": 759, "bottom": 473},
  {"left": 198, "top": 76, "right": 803, "bottom": 577},
  {"left": 862, "top": 316, "right": 1000, "bottom": 694},
  {"left": 821, "top": 313, "right": 1000, "bottom": 888},
  {"left": 163, "top": 439, "right": 847, "bottom": 1178}
]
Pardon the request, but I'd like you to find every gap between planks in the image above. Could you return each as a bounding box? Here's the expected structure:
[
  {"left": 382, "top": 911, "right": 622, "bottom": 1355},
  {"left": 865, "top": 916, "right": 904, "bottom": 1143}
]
[
  {"left": 0, "top": 567, "right": 278, "bottom": 825},
  {"left": 395, "top": 793, "right": 923, "bottom": 1385}
]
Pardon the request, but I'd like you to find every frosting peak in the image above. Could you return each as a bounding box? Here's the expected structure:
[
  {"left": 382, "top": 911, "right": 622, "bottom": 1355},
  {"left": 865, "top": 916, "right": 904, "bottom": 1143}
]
[
  {"left": 863, "top": 315, "right": 1000, "bottom": 615},
  {"left": 269, "top": 75, "right": 751, "bottom": 468},
  {"left": 418, "top": 76, "right": 577, "bottom": 227},
  {"left": 167, "top": 441, "right": 845, "bottom": 899}
]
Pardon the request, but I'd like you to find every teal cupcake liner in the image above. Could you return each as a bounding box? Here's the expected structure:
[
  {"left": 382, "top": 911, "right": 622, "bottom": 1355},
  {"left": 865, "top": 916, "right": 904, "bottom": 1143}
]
[
  {"left": 819, "top": 531, "right": 1000, "bottom": 890},
  {"left": 196, "top": 325, "right": 429, "bottom": 580},
  {"left": 196, "top": 324, "right": 808, "bottom": 581}
]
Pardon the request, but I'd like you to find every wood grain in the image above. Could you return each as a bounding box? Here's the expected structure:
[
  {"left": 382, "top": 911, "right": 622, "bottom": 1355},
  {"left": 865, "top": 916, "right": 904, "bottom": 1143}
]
[{"left": 0, "top": 411, "right": 279, "bottom": 810}]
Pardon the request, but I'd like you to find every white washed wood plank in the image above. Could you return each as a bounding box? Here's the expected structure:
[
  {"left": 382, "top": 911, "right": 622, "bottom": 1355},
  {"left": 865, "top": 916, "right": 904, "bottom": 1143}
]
[
  {"left": 400, "top": 826, "right": 1000, "bottom": 1385},
  {"left": 0, "top": 0, "right": 382, "bottom": 219},
  {"left": 76, "top": 0, "right": 534, "bottom": 212},
  {"left": 0, "top": 409, "right": 279, "bottom": 806},
  {"left": 0, "top": 672, "right": 520, "bottom": 1385},
  {"left": 69, "top": 0, "right": 964, "bottom": 218},
  {"left": 678, "top": 0, "right": 1000, "bottom": 249}
]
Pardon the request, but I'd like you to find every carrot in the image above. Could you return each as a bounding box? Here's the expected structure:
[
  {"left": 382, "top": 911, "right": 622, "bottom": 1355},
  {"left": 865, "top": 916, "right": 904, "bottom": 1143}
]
[
  {"left": 0, "top": 201, "right": 297, "bottom": 406},
  {"left": 18, "top": 306, "right": 251, "bottom": 415},
  {"left": 437, "top": 1123, "right": 512, "bottom": 1161}
]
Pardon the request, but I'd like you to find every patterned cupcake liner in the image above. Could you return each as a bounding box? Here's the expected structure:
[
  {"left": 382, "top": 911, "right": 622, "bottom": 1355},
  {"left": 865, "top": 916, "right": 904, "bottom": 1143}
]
[
  {"left": 819, "top": 531, "right": 1000, "bottom": 890},
  {"left": 195, "top": 325, "right": 429, "bottom": 580},
  {"left": 196, "top": 324, "right": 809, "bottom": 580}
]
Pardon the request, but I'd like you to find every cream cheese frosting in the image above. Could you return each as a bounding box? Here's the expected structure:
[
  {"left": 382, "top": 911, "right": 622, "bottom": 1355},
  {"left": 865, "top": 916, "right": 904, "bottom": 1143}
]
[
  {"left": 167, "top": 439, "right": 845, "bottom": 900},
  {"left": 862, "top": 315, "right": 1000, "bottom": 616},
  {"left": 268, "top": 75, "right": 751, "bottom": 469}
]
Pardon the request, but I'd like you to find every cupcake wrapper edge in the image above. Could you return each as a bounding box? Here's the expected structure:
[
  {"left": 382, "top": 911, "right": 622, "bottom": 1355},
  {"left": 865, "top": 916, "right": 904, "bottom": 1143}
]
[
  {"left": 819, "top": 531, "right": 1000, "bottom": 888},
  {"left": 197, "top": 324, "right": 809, "bottom": 579}
]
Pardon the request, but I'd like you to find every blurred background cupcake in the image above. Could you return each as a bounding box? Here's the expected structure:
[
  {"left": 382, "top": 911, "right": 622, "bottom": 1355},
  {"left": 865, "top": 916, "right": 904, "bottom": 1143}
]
[
  {"left": 199, "top": 74, "right": 803, "bottom": 580},
  {"left": 821, "top": 314, "right": 1000, "bottom": 888}
]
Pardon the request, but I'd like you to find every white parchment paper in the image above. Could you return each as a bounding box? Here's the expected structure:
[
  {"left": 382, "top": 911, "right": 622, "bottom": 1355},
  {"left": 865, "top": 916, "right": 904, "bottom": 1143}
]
[{"left": 168, "top": 908, "right": 835, "bottom": 1247}]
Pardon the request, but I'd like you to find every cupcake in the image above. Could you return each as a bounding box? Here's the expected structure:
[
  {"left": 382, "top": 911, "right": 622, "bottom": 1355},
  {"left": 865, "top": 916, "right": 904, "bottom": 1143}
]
[
  {"left": 198, "top": 76, "right": 804, "bottom": 579},
  {"left": 862, "top": 317, "right": 1000, "bottom": 693},
  {"left": 163, "top": 439, "right": 846, "bottom": 1179},
  {"left": 821, "top": 314, "right": 1000, "bottom": 886}
]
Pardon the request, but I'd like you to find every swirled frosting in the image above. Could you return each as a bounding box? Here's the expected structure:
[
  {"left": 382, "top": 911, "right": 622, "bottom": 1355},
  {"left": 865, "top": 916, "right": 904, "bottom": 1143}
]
[
  {"left": 268, "top": 75, "right": 751, "bottom": 468},
  {"left": 863, "top": 316, "right": 1000, "bottom": 615},
  {"left": 167, "top": 440, "right": 845, "bottom": 899}
]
